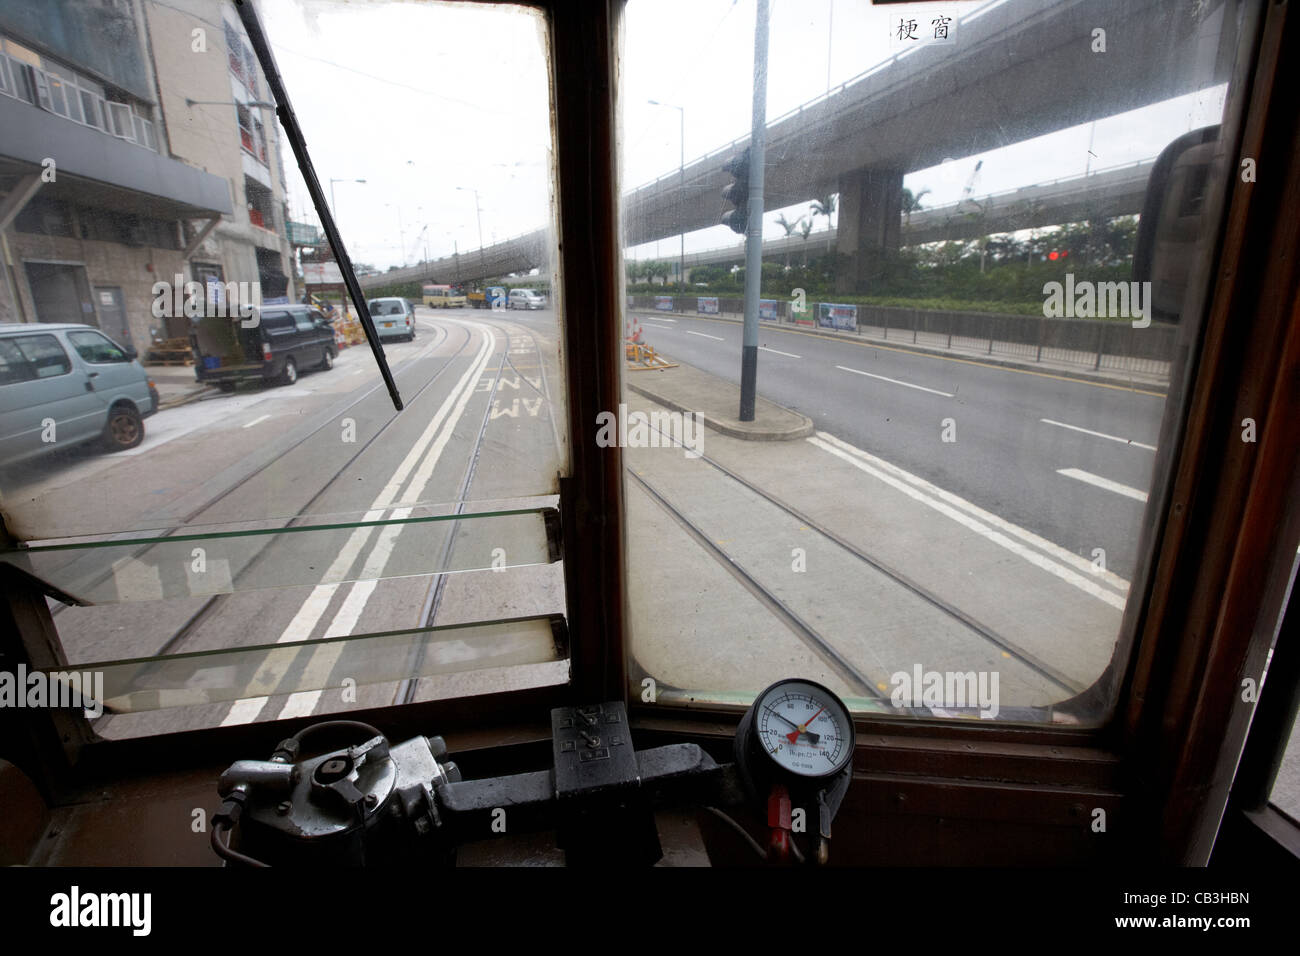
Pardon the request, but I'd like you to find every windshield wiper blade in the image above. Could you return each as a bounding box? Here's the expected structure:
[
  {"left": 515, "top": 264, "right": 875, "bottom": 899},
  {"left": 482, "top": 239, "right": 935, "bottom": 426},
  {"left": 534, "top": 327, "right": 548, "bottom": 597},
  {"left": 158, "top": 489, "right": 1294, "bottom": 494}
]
[{"left": 235, "top": 0, "right": 404, "bottom": 412}]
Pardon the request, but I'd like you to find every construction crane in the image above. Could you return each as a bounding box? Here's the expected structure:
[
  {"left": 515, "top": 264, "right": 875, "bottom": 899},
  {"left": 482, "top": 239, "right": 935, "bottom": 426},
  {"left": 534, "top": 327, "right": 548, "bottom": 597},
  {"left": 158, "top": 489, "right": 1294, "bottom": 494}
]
[{"left": 956, "top": 159, "right": 984, "bottom": 214}]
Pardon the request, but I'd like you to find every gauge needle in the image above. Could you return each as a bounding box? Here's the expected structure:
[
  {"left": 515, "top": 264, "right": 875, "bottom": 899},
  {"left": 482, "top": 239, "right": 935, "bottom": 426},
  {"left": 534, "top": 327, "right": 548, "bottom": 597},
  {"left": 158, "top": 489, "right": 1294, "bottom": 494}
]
[
  {"left": 765, "top": 707, "right": 820, "bottom": 744},
  {"left": 787, "top": 706, "right": 825, "bottom": 745}
]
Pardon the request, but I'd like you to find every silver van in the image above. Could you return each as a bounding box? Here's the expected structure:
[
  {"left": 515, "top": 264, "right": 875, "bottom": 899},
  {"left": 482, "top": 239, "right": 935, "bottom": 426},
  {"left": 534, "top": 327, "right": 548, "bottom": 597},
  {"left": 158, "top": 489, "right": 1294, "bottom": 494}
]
[
  {"left": 508, "top": 289, "right": 545, "bottom": 310},
  {"left": 0, "top": 323, "right": 158, "bottom": 468}
]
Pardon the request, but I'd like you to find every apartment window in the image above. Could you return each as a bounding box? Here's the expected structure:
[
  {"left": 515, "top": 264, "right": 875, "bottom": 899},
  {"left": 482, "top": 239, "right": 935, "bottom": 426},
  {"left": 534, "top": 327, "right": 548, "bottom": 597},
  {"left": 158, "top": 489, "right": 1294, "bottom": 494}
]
[
  {"left": 252, "top": 115, "right": 267, "bottom": 162},
  {"left": 106, "top": 100, "right": 135, "bottom": 141},
  {"left": 245, "top": 176, "right": 275, "bottom": 230},
  {"left": 50, "top": 73, "right": 82, "bottom": 123},
  {"left": 30, "top": 66, "right": 52, "bottom": 110},
  {"left": 13, "top": 197, "right": 75, "bottom": 238},
  {"left": 135, "top": 114, "right": 157, "bottom": 151},
  {"left": 5, "top": 55, "right": 34, "bottom": 104},
  {"left": 44, "top": 72, "right": 68, "bottom": 116},
  {"left": 225, "top": 21, "right": 244, "bottom": 80},
  {"left": 236, "top": 104, "right": 267, "bottom": 163},
  {"left": 0, "top": 53, "right": 10, "bottom": 97},
  {"left": 244, "top": 45, "right": 259, "bottom": 96}
]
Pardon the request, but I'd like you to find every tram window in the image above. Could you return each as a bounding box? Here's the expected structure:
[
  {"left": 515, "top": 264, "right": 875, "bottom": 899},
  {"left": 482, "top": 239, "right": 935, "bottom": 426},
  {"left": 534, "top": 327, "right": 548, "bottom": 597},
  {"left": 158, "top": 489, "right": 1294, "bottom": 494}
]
[
  {"left": 618, "top": 0, "right": 1252, "bottom": 725},
  {"left": 0, "top": 0, "right": 568, "bottom": 736}
]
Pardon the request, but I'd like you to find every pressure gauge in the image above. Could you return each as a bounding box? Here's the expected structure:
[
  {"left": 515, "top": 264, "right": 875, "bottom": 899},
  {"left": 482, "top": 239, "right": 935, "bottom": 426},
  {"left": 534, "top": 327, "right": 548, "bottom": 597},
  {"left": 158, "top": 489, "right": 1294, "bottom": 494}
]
[{"left": 735, "top": 678, "right": 855, "bottom": 788}]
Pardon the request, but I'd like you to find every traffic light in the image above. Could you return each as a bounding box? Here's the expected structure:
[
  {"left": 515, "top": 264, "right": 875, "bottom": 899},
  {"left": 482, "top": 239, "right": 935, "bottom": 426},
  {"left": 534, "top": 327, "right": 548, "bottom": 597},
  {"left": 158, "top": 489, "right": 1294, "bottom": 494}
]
[{"left": 721, "top": 147, "right": 751, "bottom": 235}]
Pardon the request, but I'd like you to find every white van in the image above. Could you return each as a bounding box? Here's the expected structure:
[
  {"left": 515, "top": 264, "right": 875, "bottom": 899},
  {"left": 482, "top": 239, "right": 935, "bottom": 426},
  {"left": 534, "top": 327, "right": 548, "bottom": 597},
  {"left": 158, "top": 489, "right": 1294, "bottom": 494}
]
[{"left": 0, "top": 323, "right": 158, "bottom": 468}]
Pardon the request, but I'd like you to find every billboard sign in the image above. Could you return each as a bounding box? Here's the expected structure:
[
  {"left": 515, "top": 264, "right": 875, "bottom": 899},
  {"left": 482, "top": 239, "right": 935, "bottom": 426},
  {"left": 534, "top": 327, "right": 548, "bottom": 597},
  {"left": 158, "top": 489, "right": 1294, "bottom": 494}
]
[
  {"left": 303, "top": 261, "right": 344, "bottom": 285},
  {"left": 817, "top": 302, "right": 858, "bottom": 331}
]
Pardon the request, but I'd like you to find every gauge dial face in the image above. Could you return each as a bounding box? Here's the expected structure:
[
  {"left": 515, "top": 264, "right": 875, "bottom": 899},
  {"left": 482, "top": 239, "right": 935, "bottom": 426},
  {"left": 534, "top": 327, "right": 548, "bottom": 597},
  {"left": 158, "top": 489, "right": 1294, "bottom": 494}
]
[{"left": 753, "top": 679, "right": 854, "bottom": 779}]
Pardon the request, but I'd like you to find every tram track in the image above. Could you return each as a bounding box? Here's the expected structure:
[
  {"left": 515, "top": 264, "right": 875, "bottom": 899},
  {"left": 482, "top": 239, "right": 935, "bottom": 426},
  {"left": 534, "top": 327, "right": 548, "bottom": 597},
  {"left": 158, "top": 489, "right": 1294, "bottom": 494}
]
[
  {"left": 396, "top": 316, "right": 565, "bottom": 705},
  {"left": 137, "top": 320, "right": 480, "bottom": 658},
  {"left": 631, "top": 419, "right": 1086, "bottom": 698},
  {"left": 48, "top": 321, "right": 465, "bottom": 618}
]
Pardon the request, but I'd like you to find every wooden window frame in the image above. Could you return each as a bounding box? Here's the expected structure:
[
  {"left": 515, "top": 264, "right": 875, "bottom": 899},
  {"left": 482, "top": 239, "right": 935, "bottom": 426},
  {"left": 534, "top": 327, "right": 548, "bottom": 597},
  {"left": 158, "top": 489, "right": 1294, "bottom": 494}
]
[{"left": 0, "top": 0, "right": 1296, "bottom": 866}]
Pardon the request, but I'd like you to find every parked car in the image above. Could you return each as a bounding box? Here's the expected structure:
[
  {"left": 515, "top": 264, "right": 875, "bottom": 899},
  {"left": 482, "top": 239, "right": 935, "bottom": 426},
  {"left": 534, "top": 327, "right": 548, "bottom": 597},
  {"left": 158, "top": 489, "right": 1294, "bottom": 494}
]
[
  {"left": 367, "top": 297, "right": 418, "bottom": 342},
  {"left": 508, "top": 288, "right": 546, "bottom": 310},
  {"left": 0, "top": 323, "right": 158, "bottom": 467},
  {"left": 190, "top": 304, "right": 336, "bottom": 391}
]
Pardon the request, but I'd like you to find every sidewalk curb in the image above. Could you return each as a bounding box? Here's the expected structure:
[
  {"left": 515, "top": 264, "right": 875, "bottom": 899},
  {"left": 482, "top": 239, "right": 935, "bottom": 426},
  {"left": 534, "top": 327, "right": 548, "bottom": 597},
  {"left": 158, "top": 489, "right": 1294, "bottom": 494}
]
[
  {"left": 636, "top": 309, "right": 1170, "bottom": 395},
  {"left": 626, "top": 377, "right": 814, "bottom": 442},
  {"left": 157, "top": 385, "right": 215, "bottom": 410}
]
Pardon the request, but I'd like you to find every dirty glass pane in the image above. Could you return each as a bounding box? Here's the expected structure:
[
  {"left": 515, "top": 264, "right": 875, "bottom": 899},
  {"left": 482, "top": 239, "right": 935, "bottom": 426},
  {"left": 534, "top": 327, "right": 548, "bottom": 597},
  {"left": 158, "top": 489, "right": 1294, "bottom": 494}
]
[
  {"left": 0, "top": 0, "right": 568, "bottom": 734},
  {"left": 620, "top": 0, "right": 1250, "bottom": 724}
]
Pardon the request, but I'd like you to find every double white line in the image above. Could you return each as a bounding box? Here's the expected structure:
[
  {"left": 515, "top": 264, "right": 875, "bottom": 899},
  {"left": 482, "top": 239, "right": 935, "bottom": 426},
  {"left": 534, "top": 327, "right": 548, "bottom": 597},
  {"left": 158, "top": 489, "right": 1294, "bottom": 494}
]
[
  {"left": 808, "top": 431, "right": 1130, "bottom": 610},
  {"left": 222, "top": 320, "right": 497, "bottom": 725}
]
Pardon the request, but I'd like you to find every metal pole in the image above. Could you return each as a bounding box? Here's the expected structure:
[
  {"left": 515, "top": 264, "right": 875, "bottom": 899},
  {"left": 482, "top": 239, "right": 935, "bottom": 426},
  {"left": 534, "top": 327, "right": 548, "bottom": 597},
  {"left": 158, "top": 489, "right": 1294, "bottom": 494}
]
[
  {"left": 474, "top": 190, "right": 485, "bottom": 277},
  {"left": 398, "top": 206, "right": 406, "bottom": 268},
  {"left": 739, "top": 0, "right": 770, "bottom": 422},
  {"left": 678, "top": 105, "right": 685, "bottom": 295},
  {"left": 826, "top": 0, "right": 833, "bottom": 95}
]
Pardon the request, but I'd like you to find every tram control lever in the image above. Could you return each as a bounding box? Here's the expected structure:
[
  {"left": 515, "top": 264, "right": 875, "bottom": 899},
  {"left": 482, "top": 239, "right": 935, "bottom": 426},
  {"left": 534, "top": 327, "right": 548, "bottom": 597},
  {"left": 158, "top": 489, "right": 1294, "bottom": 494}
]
[
  {"left": 212, "top": 685, "right": 852, "bottom": 866},
  {"left": 211, "top": 703, "right": 727, "bottom": 867}
]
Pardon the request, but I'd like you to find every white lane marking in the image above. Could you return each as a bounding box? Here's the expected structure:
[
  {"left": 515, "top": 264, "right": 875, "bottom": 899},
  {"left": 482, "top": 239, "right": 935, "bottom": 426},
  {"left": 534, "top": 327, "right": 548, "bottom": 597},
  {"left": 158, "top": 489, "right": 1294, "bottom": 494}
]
[
  {"left": 810, "top": 436, "right": 1127, "bottom": 610},
  {"left": 274, "top": 329, "right": 501, "bottom": 719},
  {"left": 1041, "top": 418, "right": 1156, "bottom": 451},
  {"left": 759, "top": 346, "right": 801, "bottom": 358},
  {"left": 1057, "top": 468, "right": 1149, "bottom": 502},
  {"left": 686, "top": 330, "right": 724, "bottom": 341},
  {"left": 835, "top": 365, "right": 954, "bottom": 397},
  {"left": 242, "top": 414, "right": 271, "bottom": 429},
  {"left": 814, "top": 431, "right": 1130, "bottom": 593},
  {"left": 222, "top": 324, "right": 496, "bottom": 726},
  {"left": 649, "top": 316, "right": 677, "bottom": 322},
  {"left": 641, "top": 322, "right": 674, "bottom": 330}
]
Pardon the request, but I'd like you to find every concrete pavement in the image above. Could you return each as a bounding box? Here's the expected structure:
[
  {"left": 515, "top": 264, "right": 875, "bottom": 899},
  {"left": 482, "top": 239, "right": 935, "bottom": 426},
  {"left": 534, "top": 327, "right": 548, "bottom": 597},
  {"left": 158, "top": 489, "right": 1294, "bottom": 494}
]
[{"left": 619, "top": 357, "right": 1130, "bottom": 720}]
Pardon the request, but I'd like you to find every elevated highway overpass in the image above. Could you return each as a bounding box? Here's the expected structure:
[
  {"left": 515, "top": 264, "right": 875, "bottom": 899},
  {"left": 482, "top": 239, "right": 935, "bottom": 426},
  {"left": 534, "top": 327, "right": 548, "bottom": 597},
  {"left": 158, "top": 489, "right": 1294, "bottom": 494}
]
[{"left": 361, "top": 0, "right": 1235, "bottom": 292}]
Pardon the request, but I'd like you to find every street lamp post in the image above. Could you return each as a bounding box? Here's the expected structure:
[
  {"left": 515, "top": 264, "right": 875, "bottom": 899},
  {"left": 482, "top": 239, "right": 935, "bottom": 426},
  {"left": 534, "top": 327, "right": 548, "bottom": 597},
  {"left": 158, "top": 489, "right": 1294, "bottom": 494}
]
[
  {"left": 386, "top": 203, "right": 407, "bottom": 268},
  {"left": 456, "top": 186, "right": 486, "bottom": 279},
  {"left": 328, "top": 177, "right": 366, "bottom": 221},
  {"left": 649, "top": 99, "right": 685, "bottom": 292},
  {"left": 326, "top": 178, "right": 365, "bottom": 317}
]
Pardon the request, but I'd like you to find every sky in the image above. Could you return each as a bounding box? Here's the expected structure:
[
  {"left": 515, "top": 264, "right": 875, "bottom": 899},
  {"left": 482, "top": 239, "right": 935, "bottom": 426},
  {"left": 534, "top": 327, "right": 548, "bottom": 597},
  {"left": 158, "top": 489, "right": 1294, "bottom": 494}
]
[{"left": 256, "top": 0, "right": 1229, "bottom": 272}]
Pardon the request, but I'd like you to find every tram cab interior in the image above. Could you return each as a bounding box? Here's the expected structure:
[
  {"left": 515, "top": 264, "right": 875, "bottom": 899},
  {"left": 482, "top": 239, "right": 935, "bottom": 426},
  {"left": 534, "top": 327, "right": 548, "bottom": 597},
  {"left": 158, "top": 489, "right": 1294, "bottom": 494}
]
[{"left": 0, "top": 0, "right": 1297, "bottom": 873}]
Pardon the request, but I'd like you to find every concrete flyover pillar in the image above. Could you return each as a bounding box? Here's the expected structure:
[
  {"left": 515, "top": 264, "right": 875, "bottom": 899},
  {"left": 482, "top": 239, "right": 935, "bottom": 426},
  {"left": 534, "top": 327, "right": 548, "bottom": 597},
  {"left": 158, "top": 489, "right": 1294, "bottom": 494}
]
[{"left": 834, "top": 167, "right": 903, "bottom": 294}]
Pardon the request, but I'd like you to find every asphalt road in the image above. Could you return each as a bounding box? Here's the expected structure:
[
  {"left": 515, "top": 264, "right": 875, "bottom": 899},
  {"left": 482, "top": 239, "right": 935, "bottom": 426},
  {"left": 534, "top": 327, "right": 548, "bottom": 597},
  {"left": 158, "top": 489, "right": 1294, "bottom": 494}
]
[
  {"left": 620, "top": 311, "right": 1166, "bottom": 581},
  {"left": 10, "top": 307, "right": 567, "bottom": 735},
  {"left": 1, "top": 302, "right": 1169, "bottom": 733}
]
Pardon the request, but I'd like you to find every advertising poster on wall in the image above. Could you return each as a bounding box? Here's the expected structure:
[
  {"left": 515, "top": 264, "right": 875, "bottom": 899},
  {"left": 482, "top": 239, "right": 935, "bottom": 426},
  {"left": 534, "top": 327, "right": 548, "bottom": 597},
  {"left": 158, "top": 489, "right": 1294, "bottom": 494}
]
[{"left": 817, "top": 302, "right": 858, "bottom": 331}]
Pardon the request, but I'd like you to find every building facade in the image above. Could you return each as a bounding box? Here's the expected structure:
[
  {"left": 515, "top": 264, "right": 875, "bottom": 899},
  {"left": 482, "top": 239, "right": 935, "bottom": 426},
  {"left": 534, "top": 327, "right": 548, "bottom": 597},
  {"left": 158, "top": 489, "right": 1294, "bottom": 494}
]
[{"left": 0, "top": 0, "right": 293, "bottom": 350}]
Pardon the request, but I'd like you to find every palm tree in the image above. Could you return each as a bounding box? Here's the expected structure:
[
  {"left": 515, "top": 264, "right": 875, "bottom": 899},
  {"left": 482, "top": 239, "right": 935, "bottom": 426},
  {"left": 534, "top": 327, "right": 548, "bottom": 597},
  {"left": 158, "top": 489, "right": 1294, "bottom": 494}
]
[
  {"left": 799, "top": 218, "right": 814, "bottom": 266},
  {"left": 775, "top": 213, "right": 803, "bottom": 268},
  {"left": 810, "top": 194, "right": 836, "bottom": 231},
  {"left": 901, "top": 187, "right": 931, "bottom": 227}
]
